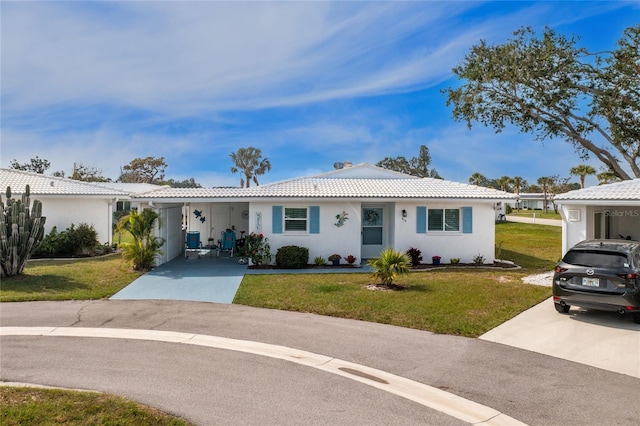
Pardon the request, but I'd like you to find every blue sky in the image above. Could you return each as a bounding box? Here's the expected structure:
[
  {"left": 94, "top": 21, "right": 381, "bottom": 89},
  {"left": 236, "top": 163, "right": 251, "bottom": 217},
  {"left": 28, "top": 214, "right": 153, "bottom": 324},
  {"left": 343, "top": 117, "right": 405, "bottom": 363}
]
[{"left": 2, "top": 1, "right": 637, "bottom": 188}]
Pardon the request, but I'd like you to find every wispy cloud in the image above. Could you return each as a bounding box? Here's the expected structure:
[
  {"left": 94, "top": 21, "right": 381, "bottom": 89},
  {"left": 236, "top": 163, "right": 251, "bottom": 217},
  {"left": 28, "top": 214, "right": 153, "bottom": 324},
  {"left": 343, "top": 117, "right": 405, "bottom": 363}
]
[{"left": 1, "top": 1, "right": 632, "bottom": 186}]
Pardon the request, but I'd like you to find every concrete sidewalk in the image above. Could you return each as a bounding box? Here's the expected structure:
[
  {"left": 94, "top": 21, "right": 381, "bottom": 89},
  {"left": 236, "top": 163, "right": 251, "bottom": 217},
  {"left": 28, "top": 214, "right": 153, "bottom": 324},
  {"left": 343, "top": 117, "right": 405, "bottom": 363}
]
[{"left": 505, "top": 215, "right": 562, "bottom": 227}]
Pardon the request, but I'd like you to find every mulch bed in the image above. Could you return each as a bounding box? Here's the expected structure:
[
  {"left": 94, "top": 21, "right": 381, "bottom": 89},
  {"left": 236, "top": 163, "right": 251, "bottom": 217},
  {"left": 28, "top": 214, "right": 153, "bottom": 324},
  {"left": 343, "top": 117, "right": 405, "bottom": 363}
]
[{"left": 247, "top": 261, "right": 518, "bottom": 270}]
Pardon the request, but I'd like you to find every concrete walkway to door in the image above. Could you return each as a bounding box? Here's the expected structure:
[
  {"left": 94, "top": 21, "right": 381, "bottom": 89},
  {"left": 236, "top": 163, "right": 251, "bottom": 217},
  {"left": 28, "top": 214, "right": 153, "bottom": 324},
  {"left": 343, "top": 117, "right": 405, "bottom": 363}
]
[{"left": 111, "top": 253, "right": 373, "bottom": 304}]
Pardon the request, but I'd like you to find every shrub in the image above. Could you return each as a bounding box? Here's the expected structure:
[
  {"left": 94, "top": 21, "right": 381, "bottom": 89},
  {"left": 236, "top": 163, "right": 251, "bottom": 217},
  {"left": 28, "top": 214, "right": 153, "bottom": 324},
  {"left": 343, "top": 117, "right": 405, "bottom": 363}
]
[
  {"left": 473, "top": 254, "right": 485, "bottom": 265},
  {"left": 33, "top": 223, "right": 99, "bottom": 257},
  {"left": 346, "top": 254, "right": 357, "bottom": 264},
  {"left": 450, "top": 257, "right": 461, "bottom": 264},
  {"left": 314, "top": 256, "right": 326, "bottom": 266},
  {"left": 34, "top": 226, "right": 64, "bottom": 257},
  {"left": 367, "top": 248, "right": 410, "bottom": 286},
  {"left": 328, "top": 254, "right": 341, "bottom": 262},
  {"left": 275, "top": 245, "right": 309, "bottom": 269},
  {"left": 72, "top": 223, "right": 99, "bottom": 255},
  {"left": 238, "top": 232, "right": 271, "bottom": 266},
  {"left": 405, "top": 247, "right": 423, "bottom": 266}
]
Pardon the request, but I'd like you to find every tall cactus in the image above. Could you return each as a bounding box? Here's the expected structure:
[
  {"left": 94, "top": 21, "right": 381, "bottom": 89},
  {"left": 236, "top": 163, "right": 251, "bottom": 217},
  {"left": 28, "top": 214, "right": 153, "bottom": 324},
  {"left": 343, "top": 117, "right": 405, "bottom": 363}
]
[{"left": 0, "top": 185, "right": 47, "bottom": 277}]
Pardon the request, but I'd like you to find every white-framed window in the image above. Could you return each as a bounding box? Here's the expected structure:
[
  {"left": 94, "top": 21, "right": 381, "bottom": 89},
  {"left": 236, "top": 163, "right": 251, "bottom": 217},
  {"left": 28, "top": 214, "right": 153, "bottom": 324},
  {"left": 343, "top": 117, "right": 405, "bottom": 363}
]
[
  {"left": 284, "top": 207, "right": 308, "bottom": 232},
  {"left": 428, "top": 208, "right": 460, "bottom": 232}
]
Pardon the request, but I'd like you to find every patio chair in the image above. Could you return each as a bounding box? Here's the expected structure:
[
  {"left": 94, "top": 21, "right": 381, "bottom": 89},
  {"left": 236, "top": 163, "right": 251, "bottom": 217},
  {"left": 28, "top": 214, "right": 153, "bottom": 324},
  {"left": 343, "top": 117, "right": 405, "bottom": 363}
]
[
  {"left": 185, "top": 231, "right": 202, "bottom": 259},
  {"left": 217, "top": 230, "right": 236, "bottom": 257}
]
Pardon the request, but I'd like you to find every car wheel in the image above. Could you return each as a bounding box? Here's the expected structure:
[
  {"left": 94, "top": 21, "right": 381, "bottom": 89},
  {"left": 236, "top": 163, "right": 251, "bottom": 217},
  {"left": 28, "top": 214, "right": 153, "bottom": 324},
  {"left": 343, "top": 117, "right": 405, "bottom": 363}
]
[
  {"left": 633, "top": 313, "right": 640, "bottom": 324},
  {"left": 554, "top": 303, "right": 570, "bottom": 314}
]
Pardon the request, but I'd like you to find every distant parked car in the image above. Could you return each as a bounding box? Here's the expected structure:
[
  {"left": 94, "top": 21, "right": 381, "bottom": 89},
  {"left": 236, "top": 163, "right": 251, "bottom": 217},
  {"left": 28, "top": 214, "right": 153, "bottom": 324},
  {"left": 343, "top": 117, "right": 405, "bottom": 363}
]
[{"left": 553, "top": 239, "right": 640, "bottom": 324}]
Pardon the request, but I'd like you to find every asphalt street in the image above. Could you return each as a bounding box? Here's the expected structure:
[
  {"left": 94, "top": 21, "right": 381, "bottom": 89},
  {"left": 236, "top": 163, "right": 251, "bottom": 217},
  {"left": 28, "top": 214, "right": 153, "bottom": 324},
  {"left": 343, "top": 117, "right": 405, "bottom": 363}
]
[{"left": 1, "top": 300, "right": 639, "bottom": 425}]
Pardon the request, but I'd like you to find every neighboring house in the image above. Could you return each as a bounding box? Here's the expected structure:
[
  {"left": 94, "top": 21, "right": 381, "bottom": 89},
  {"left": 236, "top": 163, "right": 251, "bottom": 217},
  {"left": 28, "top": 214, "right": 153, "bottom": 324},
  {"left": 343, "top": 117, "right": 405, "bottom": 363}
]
[
  {"left": 554, "top": 179, "right": 640, "bottom": 254},
  {"left": 133, "top": 163, "right": 516, "bottom": 266},
  {"left": 0, "top": 169, "right": 166, "bottom": 245},
  {"left": 507, "top": 193, "right": 554, "bottom": 211}
]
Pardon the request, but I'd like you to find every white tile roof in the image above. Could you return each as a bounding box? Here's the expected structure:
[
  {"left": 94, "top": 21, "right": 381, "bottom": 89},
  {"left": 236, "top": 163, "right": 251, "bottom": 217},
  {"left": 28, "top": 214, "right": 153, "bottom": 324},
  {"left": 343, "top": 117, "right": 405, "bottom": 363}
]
[
  {"left": 136, "top": 176, "right": 516, "bottom": 201},
  {"left": 555, "top": 179, "right": 640, "bottom": 202},
  {"left": 0, "top": 168, "right": 129, "bottom": 197}
]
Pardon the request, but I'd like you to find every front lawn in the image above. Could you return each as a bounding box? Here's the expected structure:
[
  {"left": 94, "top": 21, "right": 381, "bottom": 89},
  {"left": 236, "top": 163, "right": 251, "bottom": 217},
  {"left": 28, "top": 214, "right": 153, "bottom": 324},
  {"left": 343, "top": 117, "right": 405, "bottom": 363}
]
[
  {"left": 0, "top": 254, "right": 143, "bottom": 302},
  {"left": 234, "top": 270, "right": 550, "bottom": 337},
  {"left": 0, "top": 387, "right": 191, "bottom": 425},
  {"left": 234, "top": 222, "right": 559, "bottom": 337}
]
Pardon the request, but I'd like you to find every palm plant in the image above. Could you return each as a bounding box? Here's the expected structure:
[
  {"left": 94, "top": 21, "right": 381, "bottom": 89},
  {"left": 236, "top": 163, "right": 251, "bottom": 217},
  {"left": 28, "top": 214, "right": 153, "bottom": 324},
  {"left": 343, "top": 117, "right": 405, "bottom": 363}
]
[
  {"left": 468, "top": 172, "right": 487, "bottom": 186},
  {"left": 569, "top": 164, "right": 596, "bottom": 188},
  {"left": 367, "top": 248, "right": 410, "bottom": 286},
  {"left": 230, "top": 147, "right": 272, "bottom": 188},
  {"left": 117, "top": 210, "right": 164, "bottom": 271}
]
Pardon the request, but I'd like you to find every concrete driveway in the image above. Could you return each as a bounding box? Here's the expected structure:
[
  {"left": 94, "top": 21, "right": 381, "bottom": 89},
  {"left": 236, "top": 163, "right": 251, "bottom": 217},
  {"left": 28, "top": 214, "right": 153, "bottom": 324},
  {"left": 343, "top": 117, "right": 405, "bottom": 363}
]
[{"left": 480, "top": 297, "right": 640, "bottom": 379}]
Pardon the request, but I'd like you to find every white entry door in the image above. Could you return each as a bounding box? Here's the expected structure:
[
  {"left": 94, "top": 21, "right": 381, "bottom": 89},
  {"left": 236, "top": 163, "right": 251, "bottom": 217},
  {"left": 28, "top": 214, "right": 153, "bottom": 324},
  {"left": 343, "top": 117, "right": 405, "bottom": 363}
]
[{"left": 361, "top": 206, "right": 384, "bottom": 259}]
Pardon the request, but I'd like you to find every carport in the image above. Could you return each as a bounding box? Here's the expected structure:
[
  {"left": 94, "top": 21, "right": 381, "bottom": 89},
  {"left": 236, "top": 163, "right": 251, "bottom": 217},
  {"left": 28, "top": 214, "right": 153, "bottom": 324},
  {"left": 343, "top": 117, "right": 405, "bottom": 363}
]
[{"left": 555, "top": 179, "right": 640, "bottom": 254}]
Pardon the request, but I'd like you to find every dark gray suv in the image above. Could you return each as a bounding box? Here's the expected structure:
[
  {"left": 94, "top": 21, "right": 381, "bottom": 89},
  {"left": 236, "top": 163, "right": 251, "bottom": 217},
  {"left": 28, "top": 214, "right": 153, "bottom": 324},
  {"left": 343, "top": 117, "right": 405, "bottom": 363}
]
[{"left": 553, "top": 239, "right": 640, "bottom": 324}]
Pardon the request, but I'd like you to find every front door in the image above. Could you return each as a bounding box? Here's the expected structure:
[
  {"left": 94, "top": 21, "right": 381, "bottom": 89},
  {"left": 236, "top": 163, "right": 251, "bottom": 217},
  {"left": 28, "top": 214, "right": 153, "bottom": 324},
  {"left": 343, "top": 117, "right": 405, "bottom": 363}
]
[{"left": 361, "top": 206, "right": 384, "bottom": 259}]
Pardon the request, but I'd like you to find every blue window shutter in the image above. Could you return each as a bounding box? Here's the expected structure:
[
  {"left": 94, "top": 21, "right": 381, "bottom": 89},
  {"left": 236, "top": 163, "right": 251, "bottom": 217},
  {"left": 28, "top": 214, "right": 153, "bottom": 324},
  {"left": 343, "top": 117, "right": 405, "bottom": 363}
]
[
  {"left": 309, "top": 206, "right": 320, "bottom": 234},
  {"left": 462, "top": 207, "right": 473, "bottom": 233},
  {"left": 416, "top": 206, "right": 427, "bottom": 233},
  {"left": 272, "top": 206, "right": 283, "bottom": 234}
]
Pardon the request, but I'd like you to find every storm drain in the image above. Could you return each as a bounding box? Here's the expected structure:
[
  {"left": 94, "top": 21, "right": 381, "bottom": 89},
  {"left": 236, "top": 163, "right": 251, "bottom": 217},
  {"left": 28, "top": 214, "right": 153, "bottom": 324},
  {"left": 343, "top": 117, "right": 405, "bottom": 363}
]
[{"left": 339, "top": 367, "right": 389, "bottom": 384}]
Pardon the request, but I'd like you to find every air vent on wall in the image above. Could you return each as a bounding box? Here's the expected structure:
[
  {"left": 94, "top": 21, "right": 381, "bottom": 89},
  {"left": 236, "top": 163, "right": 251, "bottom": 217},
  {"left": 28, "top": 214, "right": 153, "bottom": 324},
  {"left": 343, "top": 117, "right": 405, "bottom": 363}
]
[{"left": 568, "top": 210, "right": 581, "bottom": 222}]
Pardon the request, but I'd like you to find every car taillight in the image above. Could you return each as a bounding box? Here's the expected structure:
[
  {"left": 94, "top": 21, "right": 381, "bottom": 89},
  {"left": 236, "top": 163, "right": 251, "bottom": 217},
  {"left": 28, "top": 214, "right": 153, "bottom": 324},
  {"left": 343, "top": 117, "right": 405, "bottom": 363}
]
[
  {"left": 617, "top": 273, "right": 638, "bottom": 280},
  {"left": 554, "top": 266, "right": 567, "bottom": 273}
]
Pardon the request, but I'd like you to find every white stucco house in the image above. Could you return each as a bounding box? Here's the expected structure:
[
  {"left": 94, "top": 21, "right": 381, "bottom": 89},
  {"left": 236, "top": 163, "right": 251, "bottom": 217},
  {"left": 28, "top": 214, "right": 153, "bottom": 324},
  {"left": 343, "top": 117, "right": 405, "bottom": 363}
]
[
  {"left": 132, "top": 163, "right": 516, "bottom": 266},
  {"left": 0, "top": 168, "right": 164, "bottom": 245},
  {"left": 554, "top": 179, "right": 640, "bottom": 255}
]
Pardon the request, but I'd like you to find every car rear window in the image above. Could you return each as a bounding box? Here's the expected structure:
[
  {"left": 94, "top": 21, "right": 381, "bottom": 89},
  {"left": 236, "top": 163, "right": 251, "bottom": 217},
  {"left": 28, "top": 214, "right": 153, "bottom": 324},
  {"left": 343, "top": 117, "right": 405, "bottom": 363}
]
[{"left": 563, "top": 250, "right": 629, "bottom": 268}]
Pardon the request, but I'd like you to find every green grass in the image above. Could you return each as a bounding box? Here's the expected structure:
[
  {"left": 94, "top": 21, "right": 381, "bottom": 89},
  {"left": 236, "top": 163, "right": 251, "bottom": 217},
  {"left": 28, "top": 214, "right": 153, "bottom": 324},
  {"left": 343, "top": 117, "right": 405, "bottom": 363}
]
[
  {"left": 0, "top": 387, "right": 191, "bottom": 425},
  {"left": 495, "top": 221, "right": 562, "bottom": 271},
  {"left": 234, "top": 270, "right": 550, "bottom": 337},
  {"left": 234, "top": 222, "right": 559, "bottom": 337},
  {"left": 0, "top": 254, "right": 143, "bottom": 302}
]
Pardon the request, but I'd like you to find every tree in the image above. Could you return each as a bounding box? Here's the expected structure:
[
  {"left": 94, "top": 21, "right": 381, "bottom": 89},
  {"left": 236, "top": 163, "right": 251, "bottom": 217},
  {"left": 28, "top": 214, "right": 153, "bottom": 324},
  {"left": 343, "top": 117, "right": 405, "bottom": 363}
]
[
  {"left": 230, "top": 147, "right": 271, "bottom": 188},
  {"left": 537, "top": 176, "right": 556, "bottom": 213},
  {"left": 468, "top": 172, "right": 488, "bottom": 186},
  {"left": 495, "top": 176, "right": 512, "bottom": 192},
  {"left": 118, "top": 157, "right": 167, "bottom": 184},
  {"left": 70, "top": 162, "right": 110, "bottom": 182},
  {"left": 569, "top": 164, "right": 596, "bottom": 188},
  {"left": 511, "top": 176, "right": 526, "bottom": 194},
  {"left": 596, "top": 169, "right": 620, "bottom": 185},
  {"left": 376, "top": 145, "right": 441, "bottom": 178},
  {"left": 445, "top": 25, "right": 640, "bottom": 181},
  {"left": 9, "top": 156, "right": 51, "bottom": 174},
  {"left": 164, "top": 178, "right": 202, "bottom": 188},
  {"left": 117, "top": 209, "right": 164, "bottom": 271}
]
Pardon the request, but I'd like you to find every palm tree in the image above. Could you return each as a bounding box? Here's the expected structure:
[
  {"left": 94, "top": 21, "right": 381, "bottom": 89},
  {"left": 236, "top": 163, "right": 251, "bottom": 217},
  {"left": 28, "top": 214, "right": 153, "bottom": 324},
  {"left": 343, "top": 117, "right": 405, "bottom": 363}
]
[
  {"left": 468, "top": 172, "right": 487, "bottom": 186},
  {"left": 569, "top": 164, "right": 596, "bottom": 188},
  {"left": 511, "top": 176, "right": 526, "bottom": 211},
  {"left": 230, "top": 147, "right": 272, "bottom": 188},
  {"left": 537, "top": 176, "right": 555, "bottom": 213},
  {"left": 495, "top": 176, "right": 512, "bottom": 192},
  {"left": 117, "top": 210, "right": 164, "bottom": 271}
]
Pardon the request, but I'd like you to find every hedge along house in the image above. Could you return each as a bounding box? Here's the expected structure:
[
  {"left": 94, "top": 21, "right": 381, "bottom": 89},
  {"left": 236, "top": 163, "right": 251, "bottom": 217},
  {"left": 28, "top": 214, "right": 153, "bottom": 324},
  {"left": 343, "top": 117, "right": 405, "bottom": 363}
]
[
  {"left": 554, "top": 179, "right": 640, "bottom": 255},
  {"left": 134, "top": 164, "right": 516, "bottom": 266},
  {"left": 0, "top": 168, "right": 166, "bottom": 246}
]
